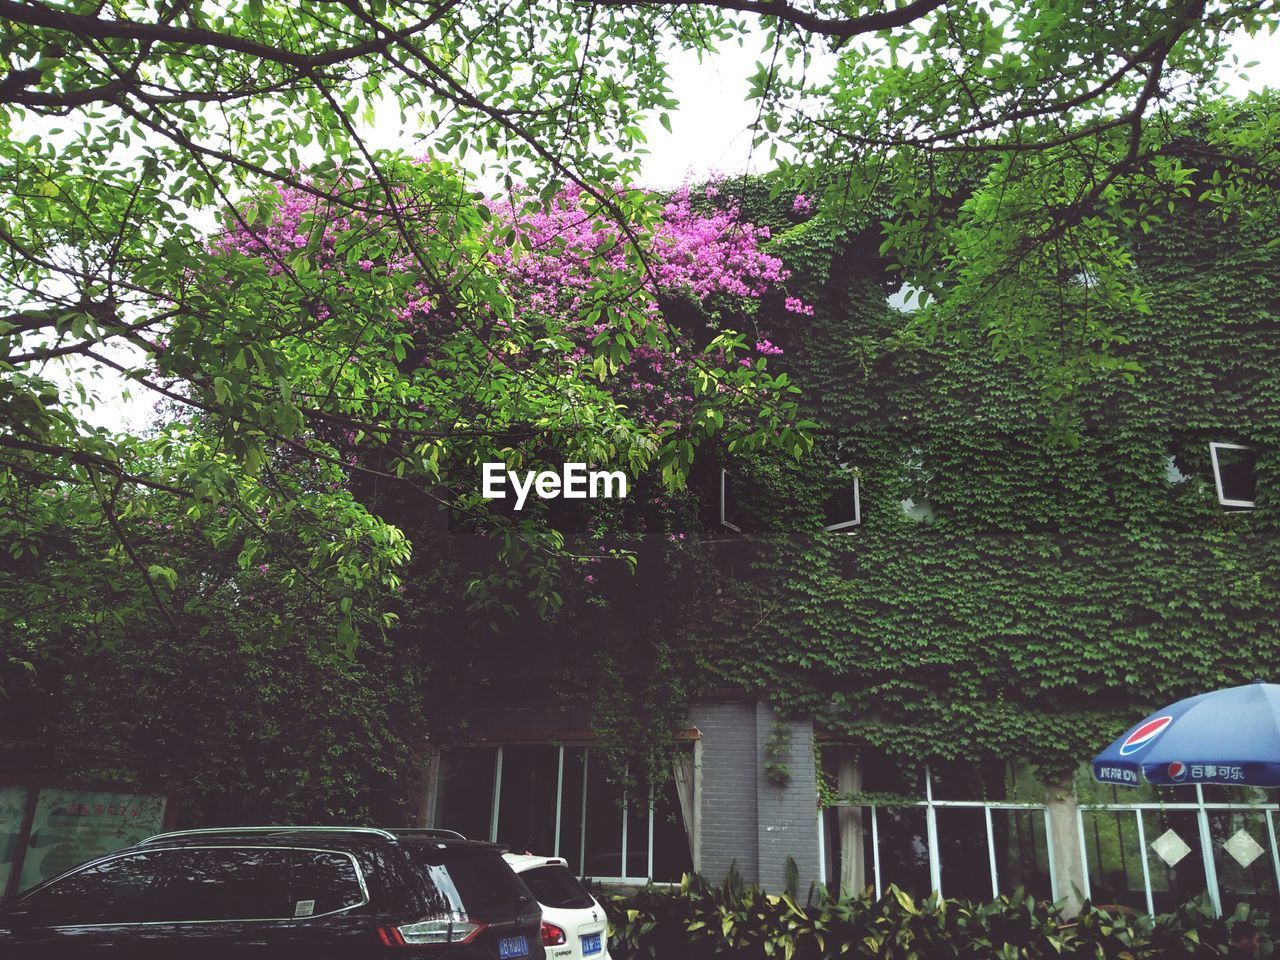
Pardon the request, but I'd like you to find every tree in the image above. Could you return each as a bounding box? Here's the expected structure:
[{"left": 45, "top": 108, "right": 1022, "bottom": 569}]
[
  {"left": 732, "top": 0, "right": 1280, "bottom": 409},
  {"left": 1, "top": 474, "right": 433, "bottom": 822},
  {"left": 3, "top": 0, "right": 1276, "bottom": 638}
]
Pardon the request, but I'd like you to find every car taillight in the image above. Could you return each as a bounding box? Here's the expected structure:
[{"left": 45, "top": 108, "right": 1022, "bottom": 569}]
[
  {"left": 388, "top": 918, "right": 488, "bottom": 946},
  {"left": 377, "top": 926, "right": 407, "bottom": 946},
  {"left": 540, "top": 921, "right": 567, "bottom": 946}
]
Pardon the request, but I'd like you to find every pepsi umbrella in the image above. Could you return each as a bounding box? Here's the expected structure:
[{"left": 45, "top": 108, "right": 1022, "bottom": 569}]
[{"left": 1092, "top": 681, "right": 1280, "bottom": 788}]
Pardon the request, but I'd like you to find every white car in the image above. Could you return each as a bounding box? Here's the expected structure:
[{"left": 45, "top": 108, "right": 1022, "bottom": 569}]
[{"left": 503, "top": 853, "right": 610, "bottom": 960}]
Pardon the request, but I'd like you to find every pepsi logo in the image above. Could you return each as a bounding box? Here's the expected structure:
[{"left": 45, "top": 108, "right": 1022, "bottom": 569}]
[
  {"left": 1168, "top": 761, "right": 1188, "bottom": 782},
  {"left": 1119, "top": 715, "right": 1173, "bottom": 756}
]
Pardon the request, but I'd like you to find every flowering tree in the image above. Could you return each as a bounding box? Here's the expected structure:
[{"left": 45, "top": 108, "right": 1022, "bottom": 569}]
[
  {"left": 147, "top": 162, "right": 807, "bottom": 620},
  {"left": 6, "top": 0, "right": 1272, "bottom": 646},
  {"left": 210, "top": 169, "right": 810, "bottom": 478}
]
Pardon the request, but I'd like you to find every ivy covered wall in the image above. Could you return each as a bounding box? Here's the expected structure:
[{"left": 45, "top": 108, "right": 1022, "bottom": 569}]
[{"left": 698, "top": 175, "right": 1280, "bottom": 777}]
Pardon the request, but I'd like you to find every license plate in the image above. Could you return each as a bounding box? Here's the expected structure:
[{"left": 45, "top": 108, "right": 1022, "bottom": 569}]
[
  {"left": 581, "top": 933, "right": 602, "bottom": 956},
  {"left": 499, "top": 934, "right": 529, "bottom": 959}
]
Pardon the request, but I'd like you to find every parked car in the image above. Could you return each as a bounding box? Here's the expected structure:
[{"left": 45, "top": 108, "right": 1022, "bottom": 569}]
[
  {"left": 503, "top": 854, "right": 609, "bottom": 960},
  {"left": 0, "top": 825, "right": 545, "bottom": 959}
]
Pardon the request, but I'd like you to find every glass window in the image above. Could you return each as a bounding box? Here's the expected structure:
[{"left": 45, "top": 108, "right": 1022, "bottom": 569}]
[
  {"left": 152, "top": 847, "right": 290, "bottom": 921},
  {"left": 409, "top": 847, "right": 532, "bottom": 921},
  {"left": 1082, "top": 810, "right": 1147, "bottom": 912},
  {"left": 438, "top": 748, "right": 497, "bottom": 841},
  {"left": 558, "top": 748, "right": 587, "bottom": 874},
  {"left": 288, "top": 850, "right": 364, "bottom": 916},
  {"left": 1209, "top": 442, "right": 1257, "bottom": 507},
  {"left": 875, "top": 806, "right": 931, "bottom": 899},
  {"left": 582, "top": 752, "right": 624, "bottom": 879},
  {"left": 436, "top": 744, "right": 690, "bottom": 883},
  {"left": 496, "top": 746, "right": 559, "bottom": 855},
  {"left": 518, "top": 864, "right": 594, "bottom": 909},
  {"left": 1208, "top": 810, "right": 1276, "bottom": 909},
  {"left": 1142, "top": 808, "right": 1207, "bottom": 914},
  {"left": 651, "top": 776, "right": 693, "bottom": 883},
  {"left": 624, "top": 797, "right": 649, "bottom": 879},
  {"left": 839, "top": 805, "right": 870, "bottom": 896},
  {"left": 857, "top": 753, "right": 921, "bottom": 797},
  {"left": 935, "top": 807, "right": 990, "bottom": 900},
  {"left": 991, "top": 809, "right": 1051, "bottom": 900},
  {"left": 9, "top": 851, "right": 166, "bottom": 926},
  {"left": 821, "top": 466, "right": 860, "bottom": 532},
  {"left": 930, "top": 759, "right": 1008, "bottom": 802},
  {"left": 820, "top": 754, "right": 1058, "bottom": 901}
]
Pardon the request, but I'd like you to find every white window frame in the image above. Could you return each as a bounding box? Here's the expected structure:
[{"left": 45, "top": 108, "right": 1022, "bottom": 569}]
[
  {"left": 1077, "top": 785, "right": 1280, "bottom": 917},
  {"left": 824, "top": 764, "right": 1055, "bottom": 901},
  {"left": 486, "top": 745, "right": 658, "bottom": 885},
  {"left": 1209, "top": 442, "right": 1257, "bottom": 509},
  {"left": 720, "top": 468, "right": 742, "bottom": 533},
  {"left": 822, "top": 467, "right": 861, "bottom": 533}
]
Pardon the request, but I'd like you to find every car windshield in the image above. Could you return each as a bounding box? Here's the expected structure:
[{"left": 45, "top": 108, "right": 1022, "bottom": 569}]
[
  {"left": 408, "top": 847, "right": 531, "bottom": 921},
  {"left": 518, "top": 864, "right": 594, "bottom": 910}
]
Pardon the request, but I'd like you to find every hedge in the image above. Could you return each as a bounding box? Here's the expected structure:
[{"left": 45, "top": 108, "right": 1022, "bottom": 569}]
[{"left": 601, "top": 872, "right": 1273, "bottom": 959}]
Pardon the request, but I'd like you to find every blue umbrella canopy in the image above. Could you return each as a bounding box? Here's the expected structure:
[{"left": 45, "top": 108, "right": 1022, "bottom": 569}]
[{"left": 1092, "top": 681, "right": 1280, "bottom": 788}]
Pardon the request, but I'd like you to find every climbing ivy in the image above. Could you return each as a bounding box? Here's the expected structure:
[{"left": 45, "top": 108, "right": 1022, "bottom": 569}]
[{"left": 693, "top": 112, "right": 1280, "bottom": 778}]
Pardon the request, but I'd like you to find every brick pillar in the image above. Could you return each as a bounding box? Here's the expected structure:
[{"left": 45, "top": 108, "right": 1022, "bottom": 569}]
[
  {"left": 688, "top": 701, "right": 760, "bottom": 883},
  {"left": 754, "top": 701, "right": 821, "bottom": 894}
]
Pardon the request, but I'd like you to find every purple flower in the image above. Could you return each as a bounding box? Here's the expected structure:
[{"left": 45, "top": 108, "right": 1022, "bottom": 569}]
[{"left": 784, "top": 296, "right": 814, "bottom": 316}]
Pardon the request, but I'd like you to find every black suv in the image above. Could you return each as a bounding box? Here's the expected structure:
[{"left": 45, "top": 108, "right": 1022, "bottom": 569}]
[{"left": 0, "top": 826, "right": 545, "bottom": 959}]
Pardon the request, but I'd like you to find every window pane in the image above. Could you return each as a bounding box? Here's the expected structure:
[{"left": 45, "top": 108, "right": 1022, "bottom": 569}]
[
  {"left": 438, "top": 747, "right": 497, "bottom": 841},
  {"left": 288, "top": 850, "right": 364, "bottom": 916},
  {"left": 155, "top": 848, "right": 289, "bottom": 921},
  {"left": 558, "top": 748, "right": 587, "bottom": 873},
  {"left": 651, "top": 775, "right": 693, "bottom": 883},
  {"left": 519, "top": 865, "right": 594, "bottom": 909},
  {"left": 851, "top": 806, "right": 874, "bottom": 896},
  {"left": 496, "top": 746, "right": 559, "bottom": 855},
  {"left": 15, "top": 851, "right": 166, "bottom": 926},
  {"left": 936, "top": 807, "right": 990, "bottom": 901},
  {"left": 1142, "top": 808, "right": 1207, "bottom": 914},
  {"left": 858, "top": 755, "right": 921, "bottom": 796},
  {"left": 410, "top": 848, "right": 532, "bottom": 921},
  {"left": 1082, "top": 810, "right": 1147, "bottom": 912},
  {"left": 874, "top": 806, "right": 931, "bottom": 899},
  {"left": 991, "top": 809, "right": 1052, "bottom": 900},
  {"left": 930, "top": 760, "right": 1008, "bottom": 802},
  {"left": 821, "top": 805, "right": 843, "bottom": 895},
  {"left": 624, "top": 796, "right": 648, "bottom": 879},
  {"left": 582, "top": 752, "right": 624, "bottom": 879},
  {"left": 1201, "top": 784, "right": 1272, "bottom": 804},
  {"left": 1208, "top": 810, "right": 1276, "bottom": 909}
]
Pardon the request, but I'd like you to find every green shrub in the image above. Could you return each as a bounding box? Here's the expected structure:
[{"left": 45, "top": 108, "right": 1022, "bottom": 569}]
[{"left": 601, "top": 874, "right": 1274, "bottom": 960}]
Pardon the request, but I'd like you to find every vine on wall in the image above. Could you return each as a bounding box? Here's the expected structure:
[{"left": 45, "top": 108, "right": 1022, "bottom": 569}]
[{"left": 694, "top": 155, "right": 1280, "bottom": 777}]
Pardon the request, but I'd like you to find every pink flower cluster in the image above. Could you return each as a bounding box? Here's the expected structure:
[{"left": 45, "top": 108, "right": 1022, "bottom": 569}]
[
  {"left": 649, "top": 186, "right": 788, "bottom": 299},
  {"left": 485, "top": 183, "right": 794, "bottom": 320},
  {"left": 214, "top": 173, "right": 806, "bottom": 426},
  {"left": 792, "top": 194, "right": 812, "bottom": 215}
]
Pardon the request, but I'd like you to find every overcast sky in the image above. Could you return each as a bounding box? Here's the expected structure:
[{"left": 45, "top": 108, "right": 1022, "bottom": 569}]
[{"left": 54, "top": 26, "right": 1280, "bottom": 434}]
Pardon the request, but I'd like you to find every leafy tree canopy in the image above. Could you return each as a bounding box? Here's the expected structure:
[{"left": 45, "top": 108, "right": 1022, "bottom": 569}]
[{"left": 2, "top": 0, "right": 1278, "bottom": 641}]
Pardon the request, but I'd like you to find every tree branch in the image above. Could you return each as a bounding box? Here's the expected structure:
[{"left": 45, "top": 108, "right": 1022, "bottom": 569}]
[{"left": 591, "top": 0, "right": 948, "bottom": 38}]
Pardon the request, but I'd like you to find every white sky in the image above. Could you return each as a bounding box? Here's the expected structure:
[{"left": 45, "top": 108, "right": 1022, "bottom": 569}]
[{"left": 47, "top": 27, "right": 1280, "bottom": 434}]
